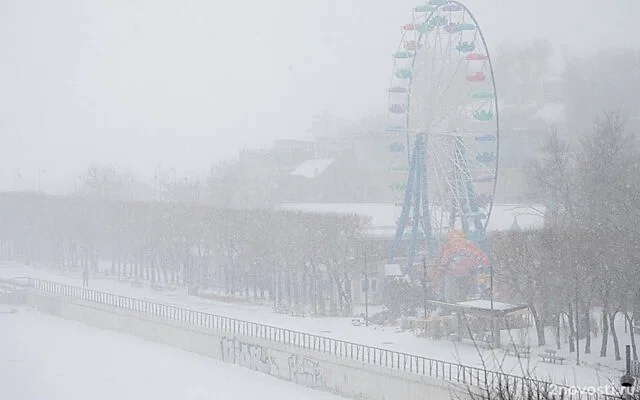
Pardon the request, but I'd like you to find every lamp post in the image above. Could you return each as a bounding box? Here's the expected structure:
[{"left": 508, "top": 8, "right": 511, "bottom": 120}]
[
  {"left": 422, "top": 257, "right": 427, "bottom": 320},
  {"left": 272, "top": 263, "right": 277, "bottom": 309},
  {"left": 363, "top": 251, "right": 369, "bottom": 326},
  {"left": 575, "top": 268, "right": 580, "bottom": 366},
  {"left": 313, "top": 262, "right": 318, "bottom": 316},
  {"left": 489, "top": 262, "right": 494, "bottom": 312},
  {"left": 488, "top": 259, "right": 495, "bottom": 348}
]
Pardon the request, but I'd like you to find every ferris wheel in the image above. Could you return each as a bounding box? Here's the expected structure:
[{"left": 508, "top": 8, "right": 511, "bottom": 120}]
[{"left": 386, "top": 0, "right": 499, "bottom": 276}]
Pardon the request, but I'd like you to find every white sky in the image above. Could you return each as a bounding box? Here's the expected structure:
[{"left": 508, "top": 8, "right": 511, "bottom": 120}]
[{"left": 0, "top": 0, "right": 638, "bottom": 191}]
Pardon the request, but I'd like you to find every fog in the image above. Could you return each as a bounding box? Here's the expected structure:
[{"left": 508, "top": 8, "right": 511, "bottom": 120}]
[
  {"left": 1, "top": 0, "right": 639, "bottom": 190},
  {"left": 2, "top": 1, "right": 640, "bottom": 399}
]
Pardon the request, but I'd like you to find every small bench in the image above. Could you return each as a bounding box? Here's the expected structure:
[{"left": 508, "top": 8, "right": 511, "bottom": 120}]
[
  {"left": 505, "top": 344, "right": 530, "bottom": 358},
  {"left": 540, "top": 349, "right": 566, "bottom": 364}
]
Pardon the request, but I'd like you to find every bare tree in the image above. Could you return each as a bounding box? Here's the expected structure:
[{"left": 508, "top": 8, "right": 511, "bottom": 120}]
[
  {"left": 528, "top": 127, "right": 577, "bottom": 225},
  {"left": 79, "top": 164, "right": 136, "bottom": 200},
  {"left": 492, "top": 229, "right": 552, "bottom": 346}
]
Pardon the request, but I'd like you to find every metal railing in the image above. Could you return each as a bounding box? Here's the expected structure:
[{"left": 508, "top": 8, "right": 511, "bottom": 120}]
[{"left": 24, "top": 277, "right": 608, "bottom": 400}]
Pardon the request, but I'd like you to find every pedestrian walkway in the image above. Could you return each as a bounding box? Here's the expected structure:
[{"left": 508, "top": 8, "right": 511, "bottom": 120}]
[{"left": 0, "top": 261, "right": 620, "bottom": 388}]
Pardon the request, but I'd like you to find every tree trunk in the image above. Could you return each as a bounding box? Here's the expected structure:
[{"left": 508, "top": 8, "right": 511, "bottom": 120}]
[
  {"left": 335, "top": 277, "right": 350, "bottom": 317},
  {"left": 285, "top": 270, "right": 293, "bottom": 306},
  {"left": 530, "top": 304, "right": 546, "bottom": 346},
  {"left": 610, "top": 312, "right": 621, "bottom": 361},
  {"left": 318, "top": 278, "right": 326, "bottom": 316},
  {"left": 329, "top": 280, "right": 337, "bottom": 316},
  {"left": 276, "top": 270, "right": 283, "bottom": 305},
  {"left": 302, "top": 270, "right": 307, "bottom": 307},
  {"left": 290, "top": 270, "right": 297, "bottom": 306},
  {"left": 556, "top": 314, "right": 561, "bottom": 350},
  {"left": 584, "top": 307, "right": 591, "bottom": 354},
  {"left": 567, "top": 307, "right": 576, "bottom": 353},
  {"left": 271, "top": 266, "right": 277, "bottom": 304},
  {"left": 311, "top": 272, "right": 318, "bottom": 315},
  {"left": 244, "top": 268, "right": 250, "bottom": 298},
  {"left": 223, "top": 263, "right": 230, "bottom": 294},
  {"left": 137, "top": 256, "right": 142, "bottom": 280},
  {"left": 600, "top": 308, "right": 609, "bottom": 357},
  {"left": 162, "top": 263, "right": 168, "bottom": 284},
  {"left": 625, "top": 313, "right": 638, "bottom": 360}
]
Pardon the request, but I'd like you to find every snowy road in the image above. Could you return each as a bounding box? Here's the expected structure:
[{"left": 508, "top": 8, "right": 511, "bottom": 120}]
[{"left": 0, "top": 308, "right": 347, "bottom": 400}]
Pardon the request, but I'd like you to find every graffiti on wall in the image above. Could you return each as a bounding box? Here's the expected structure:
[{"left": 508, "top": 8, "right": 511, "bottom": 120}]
[
  {"left": 287, "top": 355, "right": 322, "bottom": 388},
  {"left": 220, "top": 337, "right": 279, "bottom": 375},
  {"left": 220, "top": 337, "right": 324, "bottom": 390}
]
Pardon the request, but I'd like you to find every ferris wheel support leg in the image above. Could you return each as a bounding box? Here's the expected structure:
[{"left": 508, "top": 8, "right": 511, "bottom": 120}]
[
  {"left": 388, "top": 139, "right": 420, "bottom": 263},
  {"left": 406, "top": 138, "right": 423, "bottom": 276},
  {"left": 461, "top": 151, "right": 484, "bottom": 236},
  {"left": 419, "top": 135, "right": 437, "bottom": 260}
]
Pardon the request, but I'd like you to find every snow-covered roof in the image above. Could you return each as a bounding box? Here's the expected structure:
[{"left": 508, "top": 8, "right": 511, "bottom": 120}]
[
  {"left": 277, "top": 202, "right": 545, "bottom": 237},
  {"left": 456, "top": 299, "right": 527, "bottom": 312},
  {"left": 290, "top": 159, "right": 334, "bottom": 178},
  {"left": 277, "top": 203, "right": 396, "bottom": 227}
]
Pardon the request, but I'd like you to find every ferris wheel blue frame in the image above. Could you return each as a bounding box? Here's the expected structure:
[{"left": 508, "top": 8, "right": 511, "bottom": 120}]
[{"left": 385, "top": 0, "right": 500, "bottom": 277}]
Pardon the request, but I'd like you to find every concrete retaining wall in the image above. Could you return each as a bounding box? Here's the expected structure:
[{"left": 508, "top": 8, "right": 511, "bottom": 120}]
[{"left": 28, "top": 290, "right": 469, "bottom": 400}]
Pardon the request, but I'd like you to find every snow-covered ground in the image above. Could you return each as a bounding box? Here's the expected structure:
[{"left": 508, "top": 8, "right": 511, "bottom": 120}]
[
  {"left": 0, "top": 307, "right": 347, "bottom": 400},
  {"left": 0, "top": 261, "right": 628, "bottom": 389}
]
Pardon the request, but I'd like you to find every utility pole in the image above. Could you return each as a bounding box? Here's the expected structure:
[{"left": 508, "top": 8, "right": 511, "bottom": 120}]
[
  {"left": 364, "top": 251, "right": 369, "bottom": 326},
  {"left": 273, "top": 264, "right": 277, "bottom": 309},
  {"left": 489, "top": 262, "right": 494, "bottom": 312},
  {"left": 489, "top": 260, "right": 496, "bottom": 348},
  {"left": 575, "top": 268, "right": 580, "bottom": 366},
  {"left": 422, "top": 257, "right": 427, "bottom": 320},
  {"left": 312, "top": 245, "right": 318, "bottom": 316},
  {"left": 313, "top": 263, "right": 318, "bottom": 316}
]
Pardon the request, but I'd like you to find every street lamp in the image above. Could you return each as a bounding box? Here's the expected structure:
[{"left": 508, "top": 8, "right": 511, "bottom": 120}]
[
  {"left": 489, "top": 261, "right": 494, "bottom": 312},
  {"left": 422, "top": 257, "right": 427, "bottom": 320},
  {"left": 575, "top": 267, "right": 580, "bottom": 366},
  {"left": 363, "top": 252, "right": 369, "bottom": 326}
]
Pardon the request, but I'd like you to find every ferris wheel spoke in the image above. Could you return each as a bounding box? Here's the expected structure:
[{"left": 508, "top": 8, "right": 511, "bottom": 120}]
[
  {"left": 430, "top": 139, "right": 466, "bottom": 219},
  {"left": 427, "top": 67, "right": 466, "bottom": 130},
  {"left": 431, "top": 135, "right": 476, "bottom": 201},
  {"left": 428, "top": 86, "right": 471, "bottom": 132},
  {"left": 429, "top": 28, "right": 455, "bottom": 120},
  {"left": 425, "top": 141, "right": 450, "bottom": 231},
  {"left": 431, "top": 12, "right": 467, "bottom": 114},
  {"left": 387, "top": 2, "right": 499, "bottom": 275}
]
